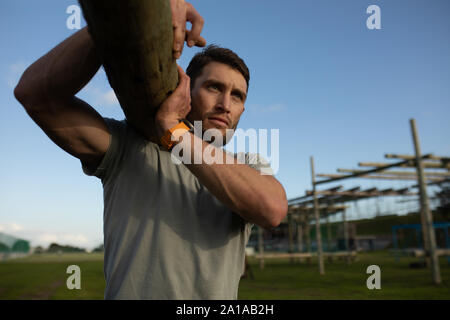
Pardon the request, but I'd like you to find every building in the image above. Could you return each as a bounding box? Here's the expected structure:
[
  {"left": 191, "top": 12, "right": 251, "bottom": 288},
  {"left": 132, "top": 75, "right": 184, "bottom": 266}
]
[{"left": 0, "top": 232, "right": 31, "bottom": 261}]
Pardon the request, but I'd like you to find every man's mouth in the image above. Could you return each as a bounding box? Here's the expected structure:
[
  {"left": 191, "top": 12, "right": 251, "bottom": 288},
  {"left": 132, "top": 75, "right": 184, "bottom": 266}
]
[{"left": 208, "top": 116, "right": 229, "bottom": 127}]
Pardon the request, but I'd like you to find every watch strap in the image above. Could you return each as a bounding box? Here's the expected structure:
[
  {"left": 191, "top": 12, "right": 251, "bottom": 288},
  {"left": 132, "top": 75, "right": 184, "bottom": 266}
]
[{"left": 160, "top": 121, "right": 191, "bottom": 150}]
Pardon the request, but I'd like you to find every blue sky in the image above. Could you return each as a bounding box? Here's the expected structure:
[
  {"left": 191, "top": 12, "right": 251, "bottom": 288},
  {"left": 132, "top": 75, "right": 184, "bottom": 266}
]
[{"left": 1, "top": 0, "right": 449, "bottom": 250}]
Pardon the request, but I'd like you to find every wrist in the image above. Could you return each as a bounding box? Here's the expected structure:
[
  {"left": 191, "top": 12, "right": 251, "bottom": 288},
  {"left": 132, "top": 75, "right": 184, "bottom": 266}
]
[
  {"left": 155, "top": 117, "right": 179, "bottom": 141},
  {"left": 157, "top": 118, "right": 194, "bottom": 151}
]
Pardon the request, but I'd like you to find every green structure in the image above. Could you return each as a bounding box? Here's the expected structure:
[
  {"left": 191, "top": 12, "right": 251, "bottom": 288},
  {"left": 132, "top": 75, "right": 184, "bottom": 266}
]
[{"left": 0, "top": 232, "right": 30, "bottom": 254}]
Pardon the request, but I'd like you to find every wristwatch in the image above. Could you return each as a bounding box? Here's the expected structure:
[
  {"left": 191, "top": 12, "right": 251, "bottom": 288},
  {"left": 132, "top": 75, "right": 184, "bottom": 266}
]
[{"left": 160, "top": 119, "right": 194, "bottom": 150}]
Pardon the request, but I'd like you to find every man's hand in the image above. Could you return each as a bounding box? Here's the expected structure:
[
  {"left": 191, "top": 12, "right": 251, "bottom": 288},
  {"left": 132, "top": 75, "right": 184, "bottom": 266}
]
[
  {"left": 171, "top": 0, "right": 206, "bottom": 59},
  {"left": 155, "top": 65, "right": 191, "bottom": 139}
]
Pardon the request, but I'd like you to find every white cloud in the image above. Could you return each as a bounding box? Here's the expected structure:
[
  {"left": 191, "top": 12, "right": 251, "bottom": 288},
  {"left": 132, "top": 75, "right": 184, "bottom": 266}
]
[
  {"left": 0, "top": 222, "right": 96, "bottom": 249},
  {"left": 5, "top": 62, "right": 28, "bottom": 89},
  {"left": 86, "top": 86, "right": 119, "bottom": 107},
  {"left": 102, "top": 89, "right": 119, "bottom": 106},
  {"left": 0, "top": 222, "right": 25, "bottom": 232}
]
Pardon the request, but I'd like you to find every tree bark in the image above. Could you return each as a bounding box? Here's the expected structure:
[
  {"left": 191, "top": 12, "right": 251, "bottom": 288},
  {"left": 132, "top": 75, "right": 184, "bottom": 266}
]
[{"left": 79, "top": 0, "right": 178, "bottom": 139}]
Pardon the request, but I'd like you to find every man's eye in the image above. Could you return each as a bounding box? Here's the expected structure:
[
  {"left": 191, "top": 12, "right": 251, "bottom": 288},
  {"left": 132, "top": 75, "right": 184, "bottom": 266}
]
[
  {"left": 232, "top": 93, "right": 243, "bottom": 101},
  {"left": 208, "top": 84, "right": 219, "bottom": 91}
]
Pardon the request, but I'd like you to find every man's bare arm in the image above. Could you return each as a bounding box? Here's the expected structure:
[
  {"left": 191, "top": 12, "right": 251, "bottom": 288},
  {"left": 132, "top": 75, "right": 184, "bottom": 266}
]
[
  {"left": 14, "top": 27, "right": 111, "bottom": 169},
  {"left": 183, "top": 134, "right": 288, "bottom": 229}
]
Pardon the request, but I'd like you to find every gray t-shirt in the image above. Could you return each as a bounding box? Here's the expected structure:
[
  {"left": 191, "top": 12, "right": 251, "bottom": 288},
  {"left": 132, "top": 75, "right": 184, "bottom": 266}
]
[{"left": 82, "top": 118, "right": 273, "bottom": 300}]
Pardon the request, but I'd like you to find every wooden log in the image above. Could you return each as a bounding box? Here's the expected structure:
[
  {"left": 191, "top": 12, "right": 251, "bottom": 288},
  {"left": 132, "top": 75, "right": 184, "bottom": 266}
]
[{"left": 79, "top": 0, "right": 178, "bottom": 139}]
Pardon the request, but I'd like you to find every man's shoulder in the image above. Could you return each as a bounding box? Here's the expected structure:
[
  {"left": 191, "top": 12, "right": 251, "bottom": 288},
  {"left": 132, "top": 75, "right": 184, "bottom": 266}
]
[
  {"left": 103, "top": 117, "right": 131, "bottom": 132},
  {"left": 105, "top": 117, "right": 160, "bottom": 147}
]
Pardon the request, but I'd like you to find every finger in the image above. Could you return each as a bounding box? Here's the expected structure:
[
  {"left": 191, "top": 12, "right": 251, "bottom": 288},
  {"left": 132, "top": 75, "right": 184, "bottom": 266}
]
[
  {"left": 196, "top": 35, "right": 206, "bottom": 47},
  {"left": 177, "top": 65, "right": 187, "bottom": 81},
  {"left": 171, "top": 0, "right": 186, "bottom": 58},
  {"left": 185, "top": 3, "right": 205, "bottom": 47},
  {"left": 177, "top": 66, "right": 191, "bottom": 104},
  {"left": 176, "top": 65, "right": 190, "bottom": 92},
  {"left": 173, "top": 24, "right": 186, "bottom": 59},
  {"left": 185, "top": 32, "right": 206, "bottom": 47}
]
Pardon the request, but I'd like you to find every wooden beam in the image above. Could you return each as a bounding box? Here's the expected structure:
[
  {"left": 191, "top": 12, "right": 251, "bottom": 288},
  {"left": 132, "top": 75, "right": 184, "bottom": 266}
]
[
  {"left": 254, "top": 251, "right": 357, "bottom": 260},
  {"left": 324, "top": 185, "right": 344, "bottom": 192},
  {"left": 418, "top": 178, "right": 450, "bottom": 187},
  {"left": 289, "top": 205, "right": 348, "bottom": 212},
  {"left": 289, "top": 185, "right": 344, "bottom": 204},
  {"left": 385, "top": 154, "right": 449, "bottom": 161},
  {"left": 315, "top": 155, "right": 431, "bottom": 185},
  {"left": 316, "top": 173, "right": 444, "bottom": 182},
  {"left": 412, "top": 249, "right": 450, "bottom": 258},
  {"left": 306, "top": 190, "right": 418, "bottom": 197},
  {"left": 359, "top": 161, "right": 450, "bottom": 170},
  {"left": 337, "top": 168, "right": 450, "bottom": 177},
  {"left": 79, "top": 0, "right": 178, "bottom": 140}
]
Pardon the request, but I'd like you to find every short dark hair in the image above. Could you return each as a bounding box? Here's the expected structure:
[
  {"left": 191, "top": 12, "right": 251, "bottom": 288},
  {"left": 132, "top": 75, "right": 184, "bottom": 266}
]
[{"left": 186, "top": 45, "right": 250, "bottom": 92}]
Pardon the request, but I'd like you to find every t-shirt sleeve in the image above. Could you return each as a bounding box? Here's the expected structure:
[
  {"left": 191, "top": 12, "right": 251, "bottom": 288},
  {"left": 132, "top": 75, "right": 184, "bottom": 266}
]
[
  {"left": 244, "top": 153, "right": 274, "bottom": 176},
  {"left": 81, "top": 117, "right": 128, "bottom": 183}
]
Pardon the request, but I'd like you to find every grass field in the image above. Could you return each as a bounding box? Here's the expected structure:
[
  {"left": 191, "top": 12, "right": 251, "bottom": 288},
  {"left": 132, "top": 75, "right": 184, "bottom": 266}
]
[{"left": 0, "top": 251, "right": 449, "bottom": 299}]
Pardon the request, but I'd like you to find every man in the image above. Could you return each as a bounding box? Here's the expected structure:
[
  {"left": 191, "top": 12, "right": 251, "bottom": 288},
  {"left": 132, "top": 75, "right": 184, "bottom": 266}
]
[{"left": 14, "top": 0, "right": 287, "bottom": 299}]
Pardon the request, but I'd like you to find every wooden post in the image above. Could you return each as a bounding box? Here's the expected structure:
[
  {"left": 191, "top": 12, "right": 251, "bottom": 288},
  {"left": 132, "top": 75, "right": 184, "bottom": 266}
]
[
  {"left": 410, "top": 119, "right": 441, "bottom": 284},
  {"left": 310, "top": 156, "right": 325, "bottom": 275},
  {"left": 79, "top": 0, "right": 178, "bottom": 140},
  {"left": 258, "top": 225, "right": 265, "bottom": 270}
]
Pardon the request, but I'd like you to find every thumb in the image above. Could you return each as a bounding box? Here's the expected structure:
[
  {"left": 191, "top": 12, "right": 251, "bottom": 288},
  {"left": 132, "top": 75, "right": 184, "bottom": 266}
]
[{"left": 177, "top": 65, "right": 190, "bottom": 93}]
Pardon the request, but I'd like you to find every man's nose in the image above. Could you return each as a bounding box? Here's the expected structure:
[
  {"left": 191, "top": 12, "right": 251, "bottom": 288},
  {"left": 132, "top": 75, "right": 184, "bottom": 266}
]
[{"left": 216, "top": 93, "right": 231, "bottom": 112}]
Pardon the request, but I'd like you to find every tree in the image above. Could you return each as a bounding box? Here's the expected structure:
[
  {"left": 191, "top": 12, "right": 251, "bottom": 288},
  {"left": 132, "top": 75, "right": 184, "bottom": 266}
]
[
  {"left": 47, "top": 243, "right": 86, "bottom": 253},
  {"left": 92, "top": 244, "right": 104, "bottom": 253}
]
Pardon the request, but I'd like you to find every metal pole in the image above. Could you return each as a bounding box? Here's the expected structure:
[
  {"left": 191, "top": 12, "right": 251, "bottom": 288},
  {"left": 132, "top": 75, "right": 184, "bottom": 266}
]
[
  {"left": 310, "top": 156, "right": 325, "bottom": 275},
  {"left": 410, "top": 118, "right": 441, "bottom": 284}
]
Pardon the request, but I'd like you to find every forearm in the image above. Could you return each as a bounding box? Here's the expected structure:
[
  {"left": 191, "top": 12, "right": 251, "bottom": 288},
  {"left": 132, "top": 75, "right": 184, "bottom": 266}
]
[
  {"left": 15, "top": 27, "right": 101, "bottom": 106},
  {"left": 176, "top": 133, "right": 288, "bottom": 229}
]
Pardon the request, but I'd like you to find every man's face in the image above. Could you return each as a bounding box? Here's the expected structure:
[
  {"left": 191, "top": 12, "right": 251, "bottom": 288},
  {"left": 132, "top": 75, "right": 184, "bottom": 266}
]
[{"left": 187, "top": 61, "right": 247, "bottom": 145}]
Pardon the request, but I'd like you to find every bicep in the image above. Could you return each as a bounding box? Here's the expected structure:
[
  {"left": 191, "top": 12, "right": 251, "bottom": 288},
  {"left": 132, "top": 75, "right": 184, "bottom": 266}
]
[{"left": 23, "top": 96, "right": 111, "bottom": 169}]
